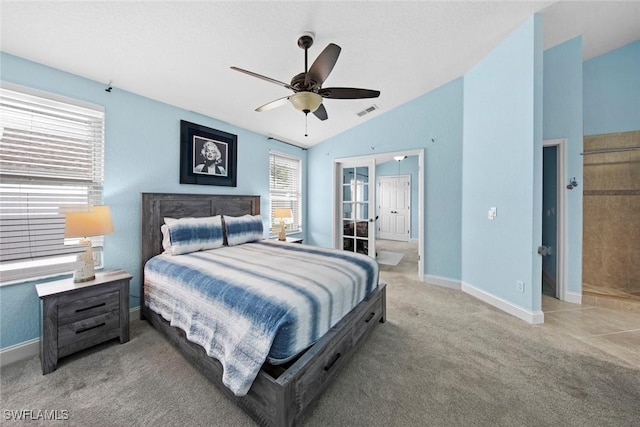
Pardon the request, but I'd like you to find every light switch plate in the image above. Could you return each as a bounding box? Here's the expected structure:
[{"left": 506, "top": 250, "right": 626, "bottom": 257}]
[{"left": 488, "top": 207, "right": 497, "bottom": 220}]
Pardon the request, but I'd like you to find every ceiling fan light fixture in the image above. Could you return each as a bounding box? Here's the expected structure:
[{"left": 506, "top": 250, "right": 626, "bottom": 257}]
[
  {"left": 394, "top": 156, "right": 407, "bottom": 162},
  {"left": 289, "top": 92, "right": 322, "bottom": 113}
]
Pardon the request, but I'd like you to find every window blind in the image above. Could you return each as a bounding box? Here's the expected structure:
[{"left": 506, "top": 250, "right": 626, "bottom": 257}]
[
  {"left": 269, "top": 151, "right": 302, "bottom": 235},
  {"left": 0, "top": 85, "right": 105, "bottom": 283}
]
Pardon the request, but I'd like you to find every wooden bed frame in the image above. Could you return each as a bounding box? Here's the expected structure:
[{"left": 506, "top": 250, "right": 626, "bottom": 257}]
[{"left": 140, "top": 193, "right": 386, "bottom": 427}]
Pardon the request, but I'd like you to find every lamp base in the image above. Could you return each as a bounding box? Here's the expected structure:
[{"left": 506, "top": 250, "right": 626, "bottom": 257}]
[
  {"left": 278, "top": 221, "right": 286, "bottom": 241},
  {"left": 73, "top": 242, "right": 95, "bottom": 283}
]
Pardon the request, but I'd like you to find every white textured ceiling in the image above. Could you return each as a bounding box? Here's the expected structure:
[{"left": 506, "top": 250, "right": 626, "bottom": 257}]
[{"left": 1, "top": 1, "right": 639, "bottom": 148}]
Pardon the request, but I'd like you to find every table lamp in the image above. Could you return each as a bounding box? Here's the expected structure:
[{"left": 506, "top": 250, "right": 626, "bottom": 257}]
[
  {"left": 64, "top": 205, "right": 114, "bottom": 282},
  {"left": 273, "top": 208, "right": 292, "bottom": 241}
]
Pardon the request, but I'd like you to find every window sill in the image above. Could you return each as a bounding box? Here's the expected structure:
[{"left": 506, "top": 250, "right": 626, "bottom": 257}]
[
  {"left": 268, "top": 231, "right": 302, "bottom": 239},
  {"left": 0, "top": 255, "right": 103, "bottom": 287}
]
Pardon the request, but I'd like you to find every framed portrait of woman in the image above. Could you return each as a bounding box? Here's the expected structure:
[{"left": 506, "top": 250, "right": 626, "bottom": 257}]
[{"left": 179, "top": 120, "right": 237, "bottom": 187}]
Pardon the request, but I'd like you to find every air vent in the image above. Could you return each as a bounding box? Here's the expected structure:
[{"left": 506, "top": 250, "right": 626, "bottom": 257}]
[{"left": 356, "top": 104, "right": 379, "bottom": 117}]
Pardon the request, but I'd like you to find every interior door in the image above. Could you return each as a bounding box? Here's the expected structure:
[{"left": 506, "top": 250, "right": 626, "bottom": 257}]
[
  {"left": 542, "top": 146, "right": 558, "bottom": 298},
  {"left": 340, "top": 161, "right": 376, "bottom": 257},
  {"left": 378, "top": 175, "right": 410, "bottom": 241}
]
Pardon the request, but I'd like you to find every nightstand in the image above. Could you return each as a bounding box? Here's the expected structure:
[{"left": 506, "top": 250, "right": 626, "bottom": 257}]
[
  {"left": 35, "top": 270, "right": 132, "bottom": 374},
  {"left": 273, "top": 237, "right": 303, "bottom": 244}
]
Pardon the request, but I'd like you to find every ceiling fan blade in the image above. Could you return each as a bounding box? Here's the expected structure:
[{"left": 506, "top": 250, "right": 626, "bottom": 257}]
[
  {"left": 230, "top": 66, "right": 294, "bottom": 90},
  {"left": 305, "top": 43, "right": 341, "bottom": 87},
  {"left": 318, "top": 87, "right": 380, "bottom": 99},
  {"left": 255, "top": 96, "right": 290, "bottom": 112},
  {"left": 313, "top": 103, "right": 328, "bottom": 121}
]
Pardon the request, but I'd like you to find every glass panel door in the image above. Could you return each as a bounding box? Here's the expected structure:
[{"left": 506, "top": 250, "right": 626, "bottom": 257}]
[{"left": 340, "top": 161, "right": 375, "bottom": 257}]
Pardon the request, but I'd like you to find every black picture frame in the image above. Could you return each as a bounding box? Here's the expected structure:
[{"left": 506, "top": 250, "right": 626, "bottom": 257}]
[{"left": 180, "top": 120, "right": 237, "bottom": 187}]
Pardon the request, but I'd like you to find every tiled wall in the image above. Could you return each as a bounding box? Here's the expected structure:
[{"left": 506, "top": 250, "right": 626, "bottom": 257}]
[{"left": 582, "top": 131, "right": 640, "bottom": 300}]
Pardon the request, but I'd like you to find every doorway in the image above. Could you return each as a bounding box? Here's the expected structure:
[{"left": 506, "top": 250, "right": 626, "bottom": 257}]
[
  {"left": 333, "top": 149, "right": 424, "bottom": 280},
  {"left": 542, "top": 139, "right": 567, "bottom": 301}
]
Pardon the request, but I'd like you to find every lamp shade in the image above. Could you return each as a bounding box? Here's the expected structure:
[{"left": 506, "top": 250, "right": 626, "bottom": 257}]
[
  {"left": 64, "top": 205, "right": 114, "bottom": 238},
  {"left": 289, "top": 92, "right": 322, "bottom": 113},
  {"left": 273, "top": 208, "right": 293, "bottom": 219}
]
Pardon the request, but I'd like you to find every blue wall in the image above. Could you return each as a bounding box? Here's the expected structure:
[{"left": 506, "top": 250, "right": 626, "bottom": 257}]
[
  {"left": 583, "top": 40, "right": 640, "bottom": 136},
  {"left": 0, "top": 52, "right": 306, "bottom": 349},
  {"left": 376, "top": 156, "right": 419, "bottom": 240},
  {"left": 461, "top": 15, "right": 543, "bottom": 313},
  {"left": 542, "top": 36, "right": 584, "bottom": 297},
  {"left": 307, "top": 79, "right": 464, "bottom": 281}
]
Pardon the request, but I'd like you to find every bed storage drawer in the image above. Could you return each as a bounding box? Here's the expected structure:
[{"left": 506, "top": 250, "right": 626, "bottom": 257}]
[
  {"left": 289, "top": 285, "right": 386, "bottom": 415},
  {"left": 352, "top": 291, "right": 384, "bottom": 344},
  {"left": 294, "top": 324, "right": 354, "bottom": 410}
]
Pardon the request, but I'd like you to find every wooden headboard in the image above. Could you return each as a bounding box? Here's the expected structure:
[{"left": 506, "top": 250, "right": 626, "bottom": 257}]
[{"left": 140, "top": 193, "right": 260, "bottom": 316}]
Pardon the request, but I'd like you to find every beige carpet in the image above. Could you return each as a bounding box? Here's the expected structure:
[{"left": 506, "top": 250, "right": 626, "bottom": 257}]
[{"left": 2, "top": 267, "right": 640, "bottom": 426}]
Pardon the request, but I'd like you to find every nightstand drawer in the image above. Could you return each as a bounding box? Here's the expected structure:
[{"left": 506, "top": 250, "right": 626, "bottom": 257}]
[
  {"left": 58, "top": 310, "right": 120, "bottom": 355},
  {"left": 58, "top": 289, "right": 120, "bottom": 325}
]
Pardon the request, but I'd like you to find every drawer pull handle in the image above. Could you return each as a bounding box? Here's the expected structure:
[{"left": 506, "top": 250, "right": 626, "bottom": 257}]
[
  {"left": 324, "top": 352, "right": 341, "bottom": 371},
  {"left": 76, "top": 302, "right": 106, "bottom": 313},
  {"left": 76, "top": 322, "right": 105, "bottom": 334},
  {"left": 365, "top": 312, "right": 375, "bottom": 323}
]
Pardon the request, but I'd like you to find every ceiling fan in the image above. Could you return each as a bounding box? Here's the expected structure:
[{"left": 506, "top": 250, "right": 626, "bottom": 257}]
[{"left": 230, "top": 32, "right": 380, "bottom": 125}]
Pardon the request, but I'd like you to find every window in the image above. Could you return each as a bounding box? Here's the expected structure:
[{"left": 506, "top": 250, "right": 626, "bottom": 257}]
[
  {"left": 269, "top": 151, "right": 302, "bottom": 235},
  {"left": 0, "top": 83, "right": 105, "bottom": 284}
]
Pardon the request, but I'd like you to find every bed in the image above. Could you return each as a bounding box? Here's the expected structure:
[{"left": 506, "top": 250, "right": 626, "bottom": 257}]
[{"left": 140, "top": 193, "right": 386, "bottom": 426}]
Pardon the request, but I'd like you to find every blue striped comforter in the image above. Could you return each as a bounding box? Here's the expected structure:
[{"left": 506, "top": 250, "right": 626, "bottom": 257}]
[{"left": 144, "top": 240, "right": 379, "bottom": 396}]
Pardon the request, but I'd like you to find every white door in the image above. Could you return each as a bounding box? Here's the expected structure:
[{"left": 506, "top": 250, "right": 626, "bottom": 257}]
[
  {"left": 340, "top": 161, "right": 376, "bottom": 257},
  {"left": 378, "top": 175, "right": 410, "bottom": 241},
  {"left": 542, "top": 138, "right": 568, "bottom": 302}
]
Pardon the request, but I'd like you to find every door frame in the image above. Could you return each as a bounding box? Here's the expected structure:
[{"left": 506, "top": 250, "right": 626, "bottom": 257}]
[
  {"left": 333, "top": 149, "right": 424, "bottom": 281},
  {"left": 542, "top": 138, "right": 567, "bottom": 301}
]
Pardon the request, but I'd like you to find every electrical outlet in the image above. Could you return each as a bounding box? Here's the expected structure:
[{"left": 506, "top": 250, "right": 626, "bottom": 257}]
[{"left": 517, "top": 281, "right": 525, "bottom": 293}]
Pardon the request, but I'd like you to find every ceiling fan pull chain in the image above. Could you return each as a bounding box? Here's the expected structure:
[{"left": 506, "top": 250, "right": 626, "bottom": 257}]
[{"left": 305, "top": 113, "right": 309, "bottom": 137}]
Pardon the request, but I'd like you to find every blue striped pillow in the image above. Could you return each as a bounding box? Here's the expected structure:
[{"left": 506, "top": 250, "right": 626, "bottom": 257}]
[
  {"left": 224, "top": 215, "right": 264, "bottom": 246},
  {"left": 166, "top": 216, "right": 224, "bottom": 255}
]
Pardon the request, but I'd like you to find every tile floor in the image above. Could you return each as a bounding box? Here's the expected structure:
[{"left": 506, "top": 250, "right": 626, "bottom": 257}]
[
  {"left": 542, "top": 294, "right": 640, "bottom": 367},
  {"left": 376, "top": 238, "right": 640, "bottom": 368}
]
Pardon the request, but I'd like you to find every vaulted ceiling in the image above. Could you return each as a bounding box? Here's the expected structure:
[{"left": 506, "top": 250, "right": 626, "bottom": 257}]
[{"left": 1, "top": 1, "right": 638, "bottom": 147}]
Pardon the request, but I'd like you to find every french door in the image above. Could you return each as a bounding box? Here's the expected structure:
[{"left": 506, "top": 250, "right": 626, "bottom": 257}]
[{"left": 339, "top": 160, "right": 376, "bottom": 257}]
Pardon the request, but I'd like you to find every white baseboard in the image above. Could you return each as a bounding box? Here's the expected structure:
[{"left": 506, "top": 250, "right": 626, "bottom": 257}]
[
  {"left": 423, "top": 274, "right": 461, "bottom": 290},
  {"left": 0, "top": 338, "right": 40, "bottom": 367},
  {"left": 462, "top": 281, "right": 544, "bottom": 324},
  {"left": 1, "top": 306, "right": 142, "bottom": 367},
  {"left": 564, "top": 291, "right": 582, "bottom": 304}
]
